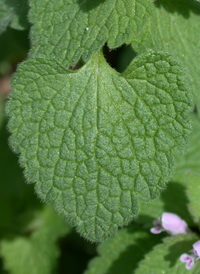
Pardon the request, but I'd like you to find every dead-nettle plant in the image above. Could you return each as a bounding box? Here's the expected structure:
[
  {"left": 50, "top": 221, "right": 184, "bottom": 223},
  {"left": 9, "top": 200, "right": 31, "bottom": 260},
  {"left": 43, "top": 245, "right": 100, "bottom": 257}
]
[{"left": 1, "top": 0, "right": 200, "bottom": 273}]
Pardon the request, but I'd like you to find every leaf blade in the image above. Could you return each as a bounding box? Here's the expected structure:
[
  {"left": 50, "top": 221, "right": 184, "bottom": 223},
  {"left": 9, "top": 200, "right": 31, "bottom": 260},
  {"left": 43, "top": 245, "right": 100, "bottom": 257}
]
[
  {"left": 0, "top": 0, "right": 29, "bottom": 34},
  {"left": 134, "top": 234, "right": 199, "bottom": 274},
  {"left": 1, "top": 205, "right": 71, "bottom": 274},
  {"left": 173, "top": 114, "right": 200, "bottom": 224},
  {"left": 6, "top": 51, "right": 193, "bottom": 241},
  {"left": 132, "top": 0, "right": 200, "bottom": 114},
  {"left": 29, "top": 0, "right": 153, "bottom": 67},
  {"left": 84, "top": 224, "right": 162, "bottom": 274}
]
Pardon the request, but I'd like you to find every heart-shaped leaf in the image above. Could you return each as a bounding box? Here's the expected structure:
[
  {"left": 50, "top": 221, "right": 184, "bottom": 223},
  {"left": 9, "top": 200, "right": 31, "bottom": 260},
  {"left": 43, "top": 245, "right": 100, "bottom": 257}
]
[{"left": 6, "top": 50, "right": 192, "bottom": 241}]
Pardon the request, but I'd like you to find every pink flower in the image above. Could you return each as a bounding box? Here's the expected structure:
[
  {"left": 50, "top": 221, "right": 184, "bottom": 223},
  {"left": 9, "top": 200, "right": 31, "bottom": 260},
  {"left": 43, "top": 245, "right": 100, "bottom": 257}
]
[
  {"left": 150, "top": 219, "right": 164, "bottom": 234},
  {"left": 193, "top": 241, "right": 200, "bottom": 257},
  {"left": 180, "top": 254, "right": 194, "bottom": 270},
  {"left": 150, "top": 213, "right": 188, "bottom": 235},
  {"left": 180, "top": 240, "right": 200, "bottom": 270}
]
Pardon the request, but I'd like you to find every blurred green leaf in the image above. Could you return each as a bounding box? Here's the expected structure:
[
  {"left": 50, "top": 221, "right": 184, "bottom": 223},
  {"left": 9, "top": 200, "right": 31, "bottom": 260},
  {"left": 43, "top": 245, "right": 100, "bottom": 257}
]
[
  {"left": 134, "top": 234, "right": 199, "bottom": 274},
  {"left": 0, "top": 0, "right": 29, "bottom": 35},
  {"left": 137, "top": 182, "right": 195, "bottom": 229},
  {"left": 175, "top": 114, "right": 200, "bottom": 177},
  {"left": 0, "top": 118, "right": 71, "bottom": 273},
  {"left": 0, "top": 119, "right": 41, "bottom": 237},
  {"left": 173, "top": 114, "right": 200, "bottom": 224},
  {"left": 184, "top": 173, "right": 200, "bottom": 224},
  {"left": 84, "top": 224, "right": 162, "bottom": 274},
  {"left": 1, "top": 205, "right": 71, "bottom": 274}
]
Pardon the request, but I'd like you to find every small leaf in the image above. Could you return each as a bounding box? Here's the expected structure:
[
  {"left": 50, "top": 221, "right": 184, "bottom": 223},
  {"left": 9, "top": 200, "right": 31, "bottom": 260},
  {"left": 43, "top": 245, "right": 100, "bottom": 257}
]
[
  {"left": 29, "top": 0, "right": 153, "bottom": 66},
  {"left": 84, "top": 224, "right": 162, "bottom": 274},
  {"left": 132, "top": 0, "right": 200, "bottom": 114},
  {"left": 1, "top": 205, "right": 71, "bottom": 274},
  {"left": 134, "top": 234, "right": 199, "bottom": 274},
  {"left": 6, "top": 50, "right": 192, "bottom": 242},
  {"left": 0, "top": 0, "right": 29, "bottom": 35}
]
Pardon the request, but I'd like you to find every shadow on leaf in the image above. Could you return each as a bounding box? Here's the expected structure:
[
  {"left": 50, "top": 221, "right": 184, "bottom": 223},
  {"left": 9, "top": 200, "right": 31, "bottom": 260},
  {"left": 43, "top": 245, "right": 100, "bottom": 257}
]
[
  {"left": 164, "top": 239, "right": 195, "bottom": 267},
  {"left": 161, "top": 182, "right": 194, "bottom": 226},
  {"left": 76, "top": 0, "right": 106, "bottom": 12},
  {"left": 0, "top": 119, "right": 42, "bottom": 239},
  {"left": 105, "top": 225, "right": 162, "bottom": 274},
  {"left": 136, "top": 182, "right": 194, "bottom": 229},
  {"left": 155, "top": 0, "right": 200, "bottom": 18}
]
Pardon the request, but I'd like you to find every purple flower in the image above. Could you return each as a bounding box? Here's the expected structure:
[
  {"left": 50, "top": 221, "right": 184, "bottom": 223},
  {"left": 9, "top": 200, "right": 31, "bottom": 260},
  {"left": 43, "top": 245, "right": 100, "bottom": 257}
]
[
  {"left": 150, "top": 219, "right": 164, "bottom": 234},
  {"left": 150, "top": 213, "right": 188, "bottom": 235},
  {"left": 180, "top": 240, "right": 200, "bottom": 270},
  {"left": 193, "top": 241, "right": 200, "bottom": 257},
  {"left": 180, "top": 254, "right": 194, "bottom": 270}
]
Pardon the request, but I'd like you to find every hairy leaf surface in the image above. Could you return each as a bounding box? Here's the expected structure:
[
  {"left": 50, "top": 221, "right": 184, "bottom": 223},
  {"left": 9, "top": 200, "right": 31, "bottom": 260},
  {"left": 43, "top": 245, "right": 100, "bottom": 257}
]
[
  {"left": 6, "top": 50, "right": 192, "bottom": 241},
  {"left": 134, "top": 234, "right": 199, "bottom": 274},
  {"left": 29, "top": 0, "right": 153, "bottom": 67},
  {"left": 0, "top": 0, "right": 29, "bottom": 34},
  {"left": 132, "top": 0, "right": 200, "bottom": 114}
]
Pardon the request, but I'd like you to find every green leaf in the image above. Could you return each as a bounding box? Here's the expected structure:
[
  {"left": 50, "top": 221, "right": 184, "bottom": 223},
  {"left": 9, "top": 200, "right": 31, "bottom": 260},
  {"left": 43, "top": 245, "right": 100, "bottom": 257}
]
[
  {"left": 0, "top": 120, "right": 70, "bottom": 273},
  {"left": 84, "top": 224, "right": 162, "bottom": 274},
  {"left": 1, "top": 205, "right": 71, "bottom": 274},
  {"left": 132, "top": 0, "right": 200, "bottom": 114},
  {"left": 137, "top": 113, "right": 200, "bottom": 228},
  {"left": 137, "top": 115, "right": 200, "bottom": 228},
  {"left": 137, "top": 182, "right": 195, "bottom": 228},
  {"left": 134, "top": 234, "right": 199, "bottom": 274},
  {"left": 29, "top": 0, "right": 153, "bottom": 67},
  {"left": 173, "top": 114, "right": 200, "bottom": 224},
  {"left": 185, "top": 173, "right": 200, "bottom": 225},
  {"left": 25, "top": 203, "right": 71, "bottom": 242},
  {"left": 0, "top": 119, "right": 41, "bottom": 238},
  {"left": 0, "top": 0, "right": 29, "bottom": 35},
  {"left": 175, "top": 114, "right": 200, "bottom": 177},
  {"left": 6, "top": 50, "right": 192, "bottom": 242}
]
